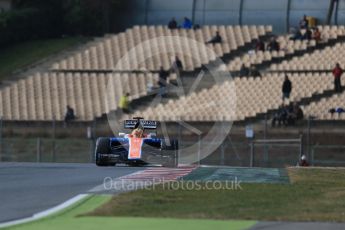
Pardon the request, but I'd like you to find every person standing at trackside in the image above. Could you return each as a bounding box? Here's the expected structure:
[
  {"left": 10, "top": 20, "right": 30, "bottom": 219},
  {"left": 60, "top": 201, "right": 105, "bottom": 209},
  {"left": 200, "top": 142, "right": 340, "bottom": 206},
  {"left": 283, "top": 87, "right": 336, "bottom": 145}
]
[
  {"left": 282, "top": 75, "right": 292, "bottom": 101},
  {"left": 332, "top": 63, "right": 343, "bottom": 93},
  {"left": 118, "top": 92, "right": 130, "bottom": 114},
  {"left": 299, "top": 154, "right": 309, "bottom": 167},
  {"left": 158, "top": 66, "right": 169, "bottom": 97}
]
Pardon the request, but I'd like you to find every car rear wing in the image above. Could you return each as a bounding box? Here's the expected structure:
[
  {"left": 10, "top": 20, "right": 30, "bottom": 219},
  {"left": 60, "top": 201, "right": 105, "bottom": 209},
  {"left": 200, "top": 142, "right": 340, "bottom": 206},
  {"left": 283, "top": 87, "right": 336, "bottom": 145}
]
[{"left": 124, "top": 120, "right": 158, "bottom": 129}]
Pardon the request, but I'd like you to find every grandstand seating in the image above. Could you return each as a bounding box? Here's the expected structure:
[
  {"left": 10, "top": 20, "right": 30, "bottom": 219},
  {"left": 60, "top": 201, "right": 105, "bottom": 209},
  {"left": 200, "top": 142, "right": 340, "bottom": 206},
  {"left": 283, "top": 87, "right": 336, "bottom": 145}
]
[
  {"left": 3, "top": 25, "right": 345, "bottom": 122},
  {"left": 129, "top": 73, "right": 334, "bottom": 121},
  {"left": 227, "top": 37, "right": 313, "bottom": 71},
  {"left": 271, "top": 45, "right": 339, "bottom": 71},
  {"left": 303, "top": 92, "right": 345, "bottom": 120},
  {"left": 315, "top": 25, "right": 345, "bottom": 38},
  {"left": 0, "top": 71, "right": 335, "bottom": 122},
  {"left": 270, "top": 31, "right": 345, "bottom": 72},
  {"left": 51, "top": 25, "right": 272, "bottom": 71},
  {"left": 0, "top": 72, "right": 158, "bottom": 121},
  {"left": 227, "top": 26, "right": 345, "bottom": 72}
]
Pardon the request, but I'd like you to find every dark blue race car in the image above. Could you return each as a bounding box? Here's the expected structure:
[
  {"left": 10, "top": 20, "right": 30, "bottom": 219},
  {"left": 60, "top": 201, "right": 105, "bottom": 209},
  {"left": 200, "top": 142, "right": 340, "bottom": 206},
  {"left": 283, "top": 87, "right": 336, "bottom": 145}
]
[{"left": 94, "top": 118, "right": 178, "bottom": 167}]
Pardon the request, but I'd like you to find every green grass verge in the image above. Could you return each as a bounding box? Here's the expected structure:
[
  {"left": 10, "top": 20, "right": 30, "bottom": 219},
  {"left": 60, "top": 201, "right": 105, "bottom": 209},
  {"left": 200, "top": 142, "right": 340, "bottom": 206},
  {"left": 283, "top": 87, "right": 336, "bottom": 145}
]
[
  {"left": 0, "top": 37, "right": 88, "bottom": 81},
  {"left": 88, "top": 168, "right": 345, "bottom": 222},
  {"left": 3, "top": 195, "right": 255, "bottom": 230}
]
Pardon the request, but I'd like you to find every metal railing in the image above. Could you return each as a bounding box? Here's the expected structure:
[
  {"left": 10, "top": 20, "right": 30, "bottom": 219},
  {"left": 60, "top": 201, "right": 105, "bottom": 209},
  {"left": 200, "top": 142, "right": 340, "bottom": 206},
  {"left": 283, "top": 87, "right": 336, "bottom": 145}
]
[
  {"left": 1, "top": 116, "right": 345, "bottom": 167},
  {"left": 249, "top": 135, "right": 303, "bottom": 167},
  {"left": 311, "top": 145, "right": 345, "bottom": 166}
]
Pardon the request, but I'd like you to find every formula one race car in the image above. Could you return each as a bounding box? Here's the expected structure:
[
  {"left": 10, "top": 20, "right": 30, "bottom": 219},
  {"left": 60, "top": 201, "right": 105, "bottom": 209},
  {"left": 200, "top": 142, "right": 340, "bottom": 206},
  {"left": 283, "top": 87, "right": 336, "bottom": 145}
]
[{"left": 94, "top": 117, "right": 178, "bottom": 167}]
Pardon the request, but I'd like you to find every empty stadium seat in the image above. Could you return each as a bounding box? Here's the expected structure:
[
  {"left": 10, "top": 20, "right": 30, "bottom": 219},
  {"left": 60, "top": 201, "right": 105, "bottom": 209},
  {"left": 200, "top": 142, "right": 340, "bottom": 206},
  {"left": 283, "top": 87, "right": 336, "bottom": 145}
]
[
  {"left": 0, "top": 72, "right": 161, "bottom": 121},
  {"left": 128, "top": 73, "right": 334, "bottom": 122},
  {"left": 51, "top": 25, "right": 271, "bottom": 72}
]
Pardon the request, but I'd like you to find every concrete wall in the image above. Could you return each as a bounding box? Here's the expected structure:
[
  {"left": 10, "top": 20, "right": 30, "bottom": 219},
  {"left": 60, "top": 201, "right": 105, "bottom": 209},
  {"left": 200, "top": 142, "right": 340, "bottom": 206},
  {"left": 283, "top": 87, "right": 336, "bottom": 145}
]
[
  {"left": 242, "top": 0, "right": 288, "bottom": 32},
  {"left": 336, "top": 0, "right": 345, "bottom": 25},
  {"left": 0, "top": 0, "right": 11, "bottom": 12},
  {"left": 115, "top": 0, "right": 342, "bottom": 34},
  {"left": 289, "top": 0, "right": 330, "bottom": 28}
]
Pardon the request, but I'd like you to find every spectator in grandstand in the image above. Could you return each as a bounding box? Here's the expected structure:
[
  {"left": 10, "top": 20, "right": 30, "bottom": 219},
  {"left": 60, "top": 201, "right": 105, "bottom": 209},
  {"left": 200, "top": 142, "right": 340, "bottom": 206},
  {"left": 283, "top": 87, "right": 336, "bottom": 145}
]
[
  {"left": 290, "top": 29, "right": 303, "bottom": 41},
  {"left": 287, "top": 102, "right": 304, "bottom": 125},
  {"left": 168, "top": 18, "right": 178, "bottom": 29},
  {"left": 329, "top": 107, "right": 345, "bottom": 118},
  {"left": 249, "top": 66, "right": 262, "bottom": 78},
  {"left": 299, "top": 15, "right": 309, "bottom": 29},
  {"left": 64, "top": 105, "right": 76, "bottom": 123},
  {"left": 303, "top": 28, "right": 312, "bottom": 40},
  {"left": 282, "top": 75, "right": 292, "bottom": 101},
  {"left": 147, "top": 82, "right": 154, "bottom": 93},
  {"left": 336, "top": 107, "right": 345, "bottom": 115},
  {"left": 193, "top": 24, "right": 200, "bottom": 30},
  {"left": 285, "top": 102, "right": 294, "bottom": 124},
  {"left": 158, "top": 66, "right": 169, "bottom": 96},
  {"left": 271, "top": 104, "right": 288, "bottom": 127},
  {"left": 255, "top": 39, "right": 265, "bottom": 52},
  {"left": 329, "top": 108, "right": 336, "bottom": 116},
  {"left": 182, "top": 17, "right": 192, "bottom": 29},
  {"left": 312, "top": 27, "right": 321, "bottom": 42},
  {"left": 239, "top": 64, "right": 250, "bottom": 77},
  {"left": 332, "top": 63, "right": 343, "bottom": 92},
  {"left": 171, "top": 56, "right": 183, "bottom": 73},
  {"left": 294, "top": 103, "right": 304, "bottom": 121},
  {"left": 267, "top": 37, "right": 280, "bottom": 51},
  {"left": 206, "top": 31, "right": 222, "bottom": 44},
  {"left": 119, "top": 93, "right": 130, "bottom": 114}
]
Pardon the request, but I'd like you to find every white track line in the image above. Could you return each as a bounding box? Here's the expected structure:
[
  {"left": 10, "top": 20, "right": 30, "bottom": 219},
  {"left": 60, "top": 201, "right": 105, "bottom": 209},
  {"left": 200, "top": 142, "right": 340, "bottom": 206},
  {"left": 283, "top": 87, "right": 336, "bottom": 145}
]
[{"left": 0, "top": 194, "right": 88, "bottom": 229}]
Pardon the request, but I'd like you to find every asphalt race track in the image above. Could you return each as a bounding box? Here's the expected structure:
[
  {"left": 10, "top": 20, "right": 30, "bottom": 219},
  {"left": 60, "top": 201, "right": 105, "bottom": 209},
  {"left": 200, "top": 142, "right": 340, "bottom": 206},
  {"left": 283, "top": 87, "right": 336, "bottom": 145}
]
[
  {"left": 1, "top": 163, "right": 345, "bottom": 230},
  {"left": 0, "top": 162, "right": 143, "bottom": 223}
]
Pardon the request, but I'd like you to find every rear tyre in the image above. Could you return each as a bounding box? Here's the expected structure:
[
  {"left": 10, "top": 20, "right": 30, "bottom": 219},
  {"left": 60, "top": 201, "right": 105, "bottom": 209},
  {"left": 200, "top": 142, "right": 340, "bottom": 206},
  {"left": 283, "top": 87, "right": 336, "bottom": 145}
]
[{"left": 95, "top": 138, "right": 112, "bottom": 167}]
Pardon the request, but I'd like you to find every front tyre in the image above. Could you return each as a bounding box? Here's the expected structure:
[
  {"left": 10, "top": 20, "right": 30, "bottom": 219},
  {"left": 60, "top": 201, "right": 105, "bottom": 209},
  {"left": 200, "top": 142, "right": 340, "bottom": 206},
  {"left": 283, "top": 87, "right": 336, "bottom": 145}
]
[{"left": 95, "top": 137, "right": 112, "bottom": 167}]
